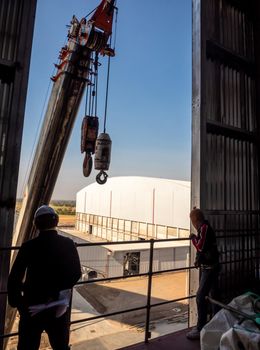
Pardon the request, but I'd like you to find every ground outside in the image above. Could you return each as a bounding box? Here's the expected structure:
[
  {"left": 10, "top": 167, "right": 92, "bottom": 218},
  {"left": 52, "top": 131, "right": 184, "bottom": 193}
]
[{"left": 67, "top": 271, "right": 190, "bottom": 349}]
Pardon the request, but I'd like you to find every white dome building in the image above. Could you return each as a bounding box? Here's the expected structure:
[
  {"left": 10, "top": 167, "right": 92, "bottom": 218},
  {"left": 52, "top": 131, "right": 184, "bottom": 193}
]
[
  {"left": 76, "top": 176, "right": 191, "bottom": 240},
  {"left": 74, "top": 177, "right": 191, "bottom": 278}
]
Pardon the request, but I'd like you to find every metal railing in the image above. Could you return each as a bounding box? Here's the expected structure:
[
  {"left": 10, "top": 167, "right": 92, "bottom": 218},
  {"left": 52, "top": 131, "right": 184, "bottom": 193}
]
[
  {"left": 1, "top": 233, "right": 260, "bottom": 347},
  {"left": 0, "top": 237, "right": 195, "bottom": 347},
  {"left": 76, "top": 212, "right": 190, "bottom": 241}
]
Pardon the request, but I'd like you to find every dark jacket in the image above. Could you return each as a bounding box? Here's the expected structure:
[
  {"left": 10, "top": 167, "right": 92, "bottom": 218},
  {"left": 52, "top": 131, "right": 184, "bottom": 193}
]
[
  {"left": 8, "top": 230, "right": 81, "bottom": 308},
  {"left": 191, "top": 220, "right": 219, "bottom": 266}
]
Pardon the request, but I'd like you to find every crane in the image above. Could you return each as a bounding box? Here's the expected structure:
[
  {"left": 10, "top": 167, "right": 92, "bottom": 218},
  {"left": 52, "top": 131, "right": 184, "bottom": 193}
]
[
  {"left": 13, "top": 0, "right": 117, "bottom": 247},
  {"left": 4, "top": 0, "right": 118, "bottom": 341}
]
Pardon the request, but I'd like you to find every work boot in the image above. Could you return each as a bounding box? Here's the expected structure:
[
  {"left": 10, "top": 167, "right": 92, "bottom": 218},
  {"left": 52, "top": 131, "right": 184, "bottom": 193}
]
[{"left": 186, "top": 327, "right": 200, "bottom": 340}]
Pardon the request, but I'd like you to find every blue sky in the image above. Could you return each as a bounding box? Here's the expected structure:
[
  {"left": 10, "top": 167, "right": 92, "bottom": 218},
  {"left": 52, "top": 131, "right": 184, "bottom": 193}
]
[{"left": 17, "top": 0, "right": 192, "bottom": 200}]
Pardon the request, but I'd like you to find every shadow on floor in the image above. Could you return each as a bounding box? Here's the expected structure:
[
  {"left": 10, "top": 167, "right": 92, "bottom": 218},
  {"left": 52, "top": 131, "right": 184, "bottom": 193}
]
[{"left": 118, "top": 328, "right": 200, "bottom": 350}]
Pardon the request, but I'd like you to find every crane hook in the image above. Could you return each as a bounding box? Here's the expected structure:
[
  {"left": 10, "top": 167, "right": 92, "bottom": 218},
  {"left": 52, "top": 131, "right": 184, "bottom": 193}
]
[{"left": 96, "top": 170, "right": 108, "bottom": 184}]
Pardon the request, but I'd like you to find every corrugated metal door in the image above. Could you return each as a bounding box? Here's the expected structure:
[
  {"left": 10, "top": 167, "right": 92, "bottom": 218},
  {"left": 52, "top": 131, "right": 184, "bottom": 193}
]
[
  {"left": 191, "top": 0, "right": 260, "bottom": 324},
  {"left": 0, "top": 0, "right": 37, "bottom": 344}
]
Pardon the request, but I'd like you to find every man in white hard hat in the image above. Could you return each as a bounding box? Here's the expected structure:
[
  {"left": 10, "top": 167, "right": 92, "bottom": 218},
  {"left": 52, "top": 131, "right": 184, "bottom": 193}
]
[{"left": 8, "top": 205, "right": 81, "bottom": 350}]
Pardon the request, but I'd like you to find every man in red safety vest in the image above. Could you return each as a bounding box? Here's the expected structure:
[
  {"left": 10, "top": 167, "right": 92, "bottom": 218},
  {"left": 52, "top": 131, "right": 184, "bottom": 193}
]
[{"left": 187, "top": 207, "right": 220, "bottom": 340}]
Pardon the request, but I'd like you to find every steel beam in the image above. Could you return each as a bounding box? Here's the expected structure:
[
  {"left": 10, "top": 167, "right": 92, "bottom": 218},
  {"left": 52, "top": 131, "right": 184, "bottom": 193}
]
[
  {"left": 206, "top": 40, "right": 255, "bottom": 76},
  {"left": 206, "top": 120, "right": 257, "bottom": 142}
]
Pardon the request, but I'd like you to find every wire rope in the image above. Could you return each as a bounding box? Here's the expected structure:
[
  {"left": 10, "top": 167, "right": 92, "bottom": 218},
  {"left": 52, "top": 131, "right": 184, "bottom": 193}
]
[
  {"left": 85, "top": 79, "right": 89, "bottom": 116},
  {"left": 94, "top": 53, "right": 99, "bottom": 117},
  {"left": 84, "top": 6, "right": 98, "bottom": 19},
  {"left": 103, "top": 39, "right": 112, "bottom": 133},
  {"left": 88, "top": 54, "right": 94, "bottom": 115},
  {"left": 90, "top": 65, "right": 95, "bottom": 117},
  {"left": 103, "top": 0, "right": 118, "bottom": 132},
  {"left": 113, "top": 3, "right": 118, "bottom": 50}
]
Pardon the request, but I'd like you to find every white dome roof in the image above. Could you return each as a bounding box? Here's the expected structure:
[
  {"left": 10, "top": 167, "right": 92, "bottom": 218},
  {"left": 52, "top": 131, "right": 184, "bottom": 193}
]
[{"left": 76, "top": 176, "right": 191, "bottom": 229}]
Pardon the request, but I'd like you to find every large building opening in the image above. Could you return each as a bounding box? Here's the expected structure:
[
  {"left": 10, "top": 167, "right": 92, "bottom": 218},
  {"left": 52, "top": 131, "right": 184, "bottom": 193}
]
[{"left": 1, "top": 1, "right": 260, "bottom": 349}]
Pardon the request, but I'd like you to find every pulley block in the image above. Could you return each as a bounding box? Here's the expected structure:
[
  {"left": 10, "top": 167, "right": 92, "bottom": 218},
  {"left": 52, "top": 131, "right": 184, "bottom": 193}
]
[
  {"left": 87, "top": 29, "right": 108, "bottom": 52},
  {"left": 81, "top": 115, "right": 99, "bottom": 154},
  {"left": 94, "top": 132, "right": 112, "bottom": 171}
]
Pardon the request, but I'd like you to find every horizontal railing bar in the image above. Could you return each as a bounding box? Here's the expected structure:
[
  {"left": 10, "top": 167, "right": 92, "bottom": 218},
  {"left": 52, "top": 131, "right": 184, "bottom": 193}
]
[
  {"left": 0, "top": 293, "right": 196, "bottom": 339},
  {"left": 0, "top": 294, "right": 196, "bottom": 339},
  {"left": 76, "top": 212, "right": 189, "bottom": 233},
  {"left": 0, "top": 331, "right": 19, "bottom": 340},
  {"left": 76, "top": 237, "right": 190, "bottom": 247},
  {"left": 76, "top": 272, "right": 149, "bottom": 285},
  {"left": 2, "top": 234, "right": 259, "bottom": 251},
  {"left": 150, "top": 295, "right": 195, "bottom": 308},
  {"left": 76, "top": 257, "right": 259, "bottom": 286},
  {"left": 0, "top": 266, "right": 196, "bottom": 294},
  {"left": 77, "top": 266, "right": 197, "bottom": 286},
  {"left": 0, "top": 246, "right": 20, "bottom": 251},
  {"left": 0, "top": 237, "right": 191, "bottom": 252},
  {"left": 1, "top": 256, "right": 259, "bottom": 294}
]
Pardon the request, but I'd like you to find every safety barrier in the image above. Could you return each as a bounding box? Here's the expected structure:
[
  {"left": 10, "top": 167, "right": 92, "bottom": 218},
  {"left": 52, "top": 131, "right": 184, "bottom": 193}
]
[{"left": 0, "top": 237, "right": 195, "bottom": 347}]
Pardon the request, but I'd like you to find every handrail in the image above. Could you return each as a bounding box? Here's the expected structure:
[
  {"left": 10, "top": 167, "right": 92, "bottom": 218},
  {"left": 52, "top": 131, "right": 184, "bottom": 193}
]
[
  {"left": 0, "top": 237, "right": 193, "bottom": 345},
  {"left": 144, "top": 239, "right": 154, "bottom": 342},
  {"left": 1, "top": 232, "right": 258, "bottom": 252},
  {"left": 2, "top": 235, "right": 258, "bottom": 345}
]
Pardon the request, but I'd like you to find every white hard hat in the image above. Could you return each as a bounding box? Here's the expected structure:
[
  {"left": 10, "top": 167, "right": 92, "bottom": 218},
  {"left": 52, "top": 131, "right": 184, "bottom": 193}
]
[{"left": 34, "top": 205, "right": 57, "bottom": 218}]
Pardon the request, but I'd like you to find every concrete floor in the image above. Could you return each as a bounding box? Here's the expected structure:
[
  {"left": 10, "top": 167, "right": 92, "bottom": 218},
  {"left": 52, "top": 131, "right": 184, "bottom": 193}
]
[
  {"left": 70, "top": 289, "right": 189, "bottom": 350},
  {"left": 65, "top": 229, "right": 192, "bottom": 350},
  {"left": 118, "top": 328, "right": 200, "bottom": 350},
  {"left": 72, "top": 328, "right": 201, "bottom": 350}
]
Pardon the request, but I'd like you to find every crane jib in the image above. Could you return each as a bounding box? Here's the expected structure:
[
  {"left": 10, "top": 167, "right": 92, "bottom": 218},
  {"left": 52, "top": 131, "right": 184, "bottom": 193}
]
[{"left": 14, "top": 0, "right": 117, "bottom": 247}]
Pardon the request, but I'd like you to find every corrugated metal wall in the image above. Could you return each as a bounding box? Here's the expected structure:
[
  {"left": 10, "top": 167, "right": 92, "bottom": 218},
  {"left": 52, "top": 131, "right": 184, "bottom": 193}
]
[
  {"left": 0, "top": 0, "right": 37, "bottom": 345},
  {"left": 191, "top": 0, "right": 260, "bottom": 316}
]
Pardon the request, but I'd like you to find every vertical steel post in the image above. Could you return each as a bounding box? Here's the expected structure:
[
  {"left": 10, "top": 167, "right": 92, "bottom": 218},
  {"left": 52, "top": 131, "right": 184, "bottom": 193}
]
[
  {"left": 144, "top": 239, "right": 154, "bottom": 343},
  {"left": 253, "top": 0, "right": 260, "bottom": 288}
]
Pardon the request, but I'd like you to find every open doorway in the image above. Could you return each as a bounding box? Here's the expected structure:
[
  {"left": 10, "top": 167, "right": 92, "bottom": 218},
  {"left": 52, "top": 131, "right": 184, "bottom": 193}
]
[{"left": 123, "top": 252, "right": 141, "bottom": 276}]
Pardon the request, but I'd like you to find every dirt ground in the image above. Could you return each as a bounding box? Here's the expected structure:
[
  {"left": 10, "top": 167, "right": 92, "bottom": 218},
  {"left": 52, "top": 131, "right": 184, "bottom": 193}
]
[
  {"left": 7, "top": 229, "right": 189, "bottom": 349},
  {"left": 76, "top": 271, "right": 189, "bottom": 327},
  {"left": 58, "top": 215, "right": 75, "bottom": 226},
  {"left": 7, "top": 272, "right": 188, "bottom": 350}
]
